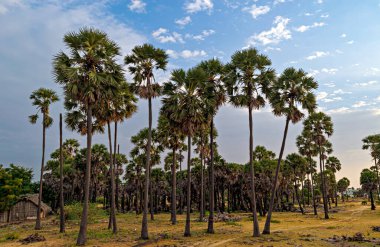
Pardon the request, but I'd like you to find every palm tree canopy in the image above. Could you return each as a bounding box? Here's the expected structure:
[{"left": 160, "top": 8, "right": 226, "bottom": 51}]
[
  {"left": 225, "top": 48, "right": 275, "bottom": 109},
  {"left": 29, "top": 88, "right": 59, "bottom": 127},
  {"left": 162, "top": 67, "right": 207, "bottom": 137},
  {"left": 269, "top": 67, "right": 317, "bottom": 124},
  {"left": 124, "top": 43, "right": 168, "bottom": 99},
  {"left": 325, "top": 156, "right": 342, "bottom": 173}
]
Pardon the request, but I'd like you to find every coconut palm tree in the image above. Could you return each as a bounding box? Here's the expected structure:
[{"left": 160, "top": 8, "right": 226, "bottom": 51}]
[
  {"left": 125, "top": 44, "right": 168, "bottom": 239},
  {"left": 157, "top": 114, "right": 186, "bottom": 225},
  {"left": 29, "top": 88, "right": 59, "bottom": 230},
  {"left": 225, "top": 48, "right": 275, "bottom": 237},
  {"left": 196, "top": 58, "right": 226, "bottom": 233},
  {"left": 303, "top": 112, "right": 333, "bottom": 219},
  {"left": 53, "top": 27, "right": 122, "bottom": 245},
  {"left": 162, "top": 67, "right": 207, "bottom": 237},
  {"left": 263, "top": 67, "right": 317, "bottom": 234}
]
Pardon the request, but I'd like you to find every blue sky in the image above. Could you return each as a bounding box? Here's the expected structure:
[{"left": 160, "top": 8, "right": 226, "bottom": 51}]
[{"left": 0, "top": 0, "right": 380, "bottom": 187}]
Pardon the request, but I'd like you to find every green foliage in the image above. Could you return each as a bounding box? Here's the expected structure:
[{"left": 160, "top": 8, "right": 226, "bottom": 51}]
[
  {"left": 65, "top": 203, "right": 107, "bottom": 223},
  {"left": 4, "top": 232, "right": 19, "bottom": 240}
]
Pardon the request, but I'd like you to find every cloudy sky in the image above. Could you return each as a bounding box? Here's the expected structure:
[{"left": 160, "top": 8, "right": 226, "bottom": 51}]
[{"left": 0, "top": 0, "right": 379, "bottom": 187}]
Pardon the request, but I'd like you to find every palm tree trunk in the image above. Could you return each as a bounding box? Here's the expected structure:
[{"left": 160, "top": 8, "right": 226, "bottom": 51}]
[
  {"left": 59, "top": 114, "right": 65, "bottom": 233},
  {"left": 76, "top": 105, "right": 92, "bottom": 245},
  {"left": 184, "top": 135, "right": 192, "bottom": 237},
  {"left": 114, "top": 125, "right": 119, "bottom": 212},
  {"left": 141, "top": 97, "right": 152, "bottom": 240},
  {"left": 35, "top": 113, "right": 46, "bottom": 230},
  {"left": 150, "top": 165, "right": 154, "bottom": 220},
  {"left": 247, "top": 107, "right": 260, "bottom": 237},
  {"left": 319, "top": 149, "right": 329, "bottom": 219},
  {"left": 207, "top": 118, "right": 215, "bottom": 233},
  {"left": 309, "top": 156, "right": 317, "bottom": 215},
  {"left": 370, "top": 190, "right": 376, "bottom": 210},
  {"left": 171, "top": 148, "right": 177, "bottom": 225},
  {"left": 107, "top": 121, "right": 117, "bottom": 233},
  {"left": 263, "top": 117, "right": 290, "bottom": 235},
  {"left": 200, "top": 154, "right": 204, "bottom": 221},
  {"left": 294, "top": 180, "right": 304, "bottom": 214}
]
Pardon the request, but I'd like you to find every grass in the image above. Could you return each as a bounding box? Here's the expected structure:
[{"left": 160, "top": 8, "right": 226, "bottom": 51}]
[{"left": 0, "top": 200, "right": 379, "bottom": 246}]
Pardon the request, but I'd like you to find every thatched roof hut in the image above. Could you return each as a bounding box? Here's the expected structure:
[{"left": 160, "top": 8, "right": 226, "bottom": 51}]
[{"left": 0, "top": 194, "right": 52, "bottom": 223}]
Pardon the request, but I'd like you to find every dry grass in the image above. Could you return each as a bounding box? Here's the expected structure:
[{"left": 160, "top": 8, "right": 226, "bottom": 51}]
[{"left": 1, "top": 200, "right": 380, "bottom": 246}]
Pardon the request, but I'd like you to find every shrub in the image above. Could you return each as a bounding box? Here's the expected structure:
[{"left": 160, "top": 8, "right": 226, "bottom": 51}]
[
  {"left": 64, "top": 202, "right": 108, "bottom": 223},
  {"left": 4, "top": 232, "right": 19, "bottom": 240}
]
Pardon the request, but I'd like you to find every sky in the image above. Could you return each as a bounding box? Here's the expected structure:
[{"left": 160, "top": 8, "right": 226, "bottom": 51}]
[{"left": 0, "top": 0, "right": 380, "bottom": 187}]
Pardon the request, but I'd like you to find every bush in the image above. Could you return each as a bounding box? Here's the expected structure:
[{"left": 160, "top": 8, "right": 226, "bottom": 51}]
[
  {"left": 64, "top": 202, "right": 108, "bottom": 223},
  {"left": 4, "top": 232, "right": 19, "bottom": 240}
]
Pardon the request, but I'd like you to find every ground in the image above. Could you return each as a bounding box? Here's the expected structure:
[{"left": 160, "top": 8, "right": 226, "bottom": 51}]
[{"left": 1, "top": 200, "right": 379, "bottom": 246}]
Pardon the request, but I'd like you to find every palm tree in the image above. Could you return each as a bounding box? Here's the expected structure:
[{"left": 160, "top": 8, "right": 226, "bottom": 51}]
[
  {"left": 303, "top": 112, "right": 333, "bottom": 219},
  {"left": 263, "top": 67, "right": 317, "bottom": 234},
  {"left": 125, "top": 44, "right": 168, "bottom": 240},
  {"left": 325, "top": 156, "right": 342, "bottom": 207},
  {"left": 296, "top": 129, "right": 318, "bottom": 215},
  {"left": 362, "top": 135, "right": 380, "bottom": 198},
  {"left": 196, "top": 58, "right": 226, "bottom": 234},
  {"left": 162, "top": 67, "right": 207, "bottom": 237},
  {"left": 360, "top": 168, "right": 377, "bottom": 210},
  {"left": 225, "top": 48, "right": 275, "bottom": 237},
  {"left": 157, "top": 114, "right": 185, "bottom": 225},
  {"left": 53, "top": 27, "right": 121, "bottom": 245},
  {"left": 29, "top": 88, "right": 59, "bottom": 230},
  {"left": 59, "top": 113, "right": 65, "bottom": 233}
]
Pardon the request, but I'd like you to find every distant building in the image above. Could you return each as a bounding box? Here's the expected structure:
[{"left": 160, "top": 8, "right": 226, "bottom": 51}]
[
  {"left": 0, "top": 194, "right": 52, "bottom": 223},
  {"left": 346, "top": 187, "right": 357, "bottom": 197}
]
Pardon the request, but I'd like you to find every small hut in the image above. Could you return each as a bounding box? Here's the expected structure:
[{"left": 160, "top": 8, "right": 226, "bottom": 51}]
[{"left": 0, "top": 194, "right": 52, "bottom": 223}]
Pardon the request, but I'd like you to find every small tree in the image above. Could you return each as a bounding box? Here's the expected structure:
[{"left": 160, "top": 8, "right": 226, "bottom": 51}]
[{"left": 360, "top": 169, "right": 377, "bottom": 210}]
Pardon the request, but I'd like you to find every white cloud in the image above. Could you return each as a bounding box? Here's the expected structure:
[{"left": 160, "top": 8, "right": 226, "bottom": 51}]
[
  {"left": 321, "top": 68, "right": 338, "bottom": 74},
  {"left": 323, "top": 97, "right": 342, "bottom": 103},
  {"left": 152, "top": 28, "right": 184, "bottom": 43},
  {"left": 166, "top": 49, "right": 207, "bottom": 59},
  {"left": 324, "top": 82, "right": 336, "bottom": 88},
  {"left": 308, "top": 69, "right": 319, "bottom": 77},
  {"left": 0, "top": 0, "right": 22, "bottom": 14},
  {"left": 128, "top": 0, "right": 146, "bottom": 13},
  {"left": 316, "top": 0, "right": 323, "bottom": 3},
  {"left": 354, "top": 80, "right": 378, "bottom": 87},
  {"left": 317, "top": 91, "right": 328, "bottom": 100},
  {"left": 320, "top": 14, "right": 329, "bottom": 18},
  {"left": 264, "top": 46, "right": 281, "bottom": 52},
  {"left": 352, "top": 101, "right": 368, "bottom": 108},
  {"left": 246, "top": 16, "right": 291, "bottom": 46},
  {"left": 333, "top": 89, "right": 352, "bottom": 95},
  {"left": 327, "top": 107, "right": 351, "bottom": 114},
  {"left": 306, "top": 51, "right": 329, "bottom": 60},
  {"left": 186, "top": 29, "right": 215, "bottom": 41},
  {"left": 340, "top": 33, "right": 347, "bottom": 38},
  {"left": 295, "top": 22, "right": 325, "bottom": 32},
  {"left": 243, "top": 4, "right": 270, "bottom": 19},
  {"left": 185, "top": 0, "right": 213, "bottom": 13},
  {"left": 175, "top": 16, "right": 191, "bottom": 27},
  {"left": 346, "top": 40, "right": 354, "bottom": 45}
]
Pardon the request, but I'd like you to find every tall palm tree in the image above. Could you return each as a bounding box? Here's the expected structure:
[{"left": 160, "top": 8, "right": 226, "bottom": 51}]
[
  {"left": 362, "top": 134, "right": 380, "bottom": 198},
  {"left": 325, "top": 156, "right": 342, "bottom": 207},
  {"left": 296, "top": 130, "right": 318, "bottom": 215},
  {"left": 53, "top": 27, "right": 121, "bottom": 245},
  {"left": 263, "top": 67, "right": 317, "bottom": 234},
  {"left": 162, "top": 67, "right": 207, "bottom": 237},
  {"left": 225, "top": 48, "right": 275, "bottom": 237},
  {"left": 157, "top": 114, "right": 185, "bottom": 225},
  {"left": 197, "top": 58, "right": 226, "bottom": 234},
  {"left": 29, "top": 88, "right": 59, "bottom": 230},
  {"left": 125, "top": 44, "right": 168, "bottom": 239},
  {"left": 303, "top": 112, "right": 333, "bottom": 219}
]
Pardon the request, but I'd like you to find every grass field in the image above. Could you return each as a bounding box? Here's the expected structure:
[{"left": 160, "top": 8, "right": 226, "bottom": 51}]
[{"left": 1, "top": 200, "right": 380, "bottom": 246}]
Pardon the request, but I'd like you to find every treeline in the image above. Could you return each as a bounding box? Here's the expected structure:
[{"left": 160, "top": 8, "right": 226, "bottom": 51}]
[{"left": 22, "top": 27, "right": 352, "bottom": 245}]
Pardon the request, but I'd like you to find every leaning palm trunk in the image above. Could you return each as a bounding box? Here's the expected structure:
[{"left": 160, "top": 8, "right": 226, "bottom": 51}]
[
  {"left": 171, "top": 149, "right": 177, "bottom": 225},
  {"left": 263, "top": 117, "right": 290, "bottom": 234},
  {"left": 207, "top": 119, "right": 215, "bottom": 233},
  {"left": 184, "top": 136, "right": 192, "bottom": 237},
  {"left": 141, "top": 97, "right": 152, "bottom": 239},
  {"left": 249, "top": 107, "right": 260, "bottom": 237},
  {"left": 77, "top": 105, "right": 93, "bottom": 245},
  {"left": 59, "top": 114, "right": 65, "bottom": 233}
]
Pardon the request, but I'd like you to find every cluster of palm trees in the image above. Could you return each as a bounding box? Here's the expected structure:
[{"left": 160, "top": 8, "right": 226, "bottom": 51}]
[
  {"left": 28, "top": 27, "right": 345, "bottom": 245},
  {"left": 360, "top": 134, "right": 380, "bottom": 210}
]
